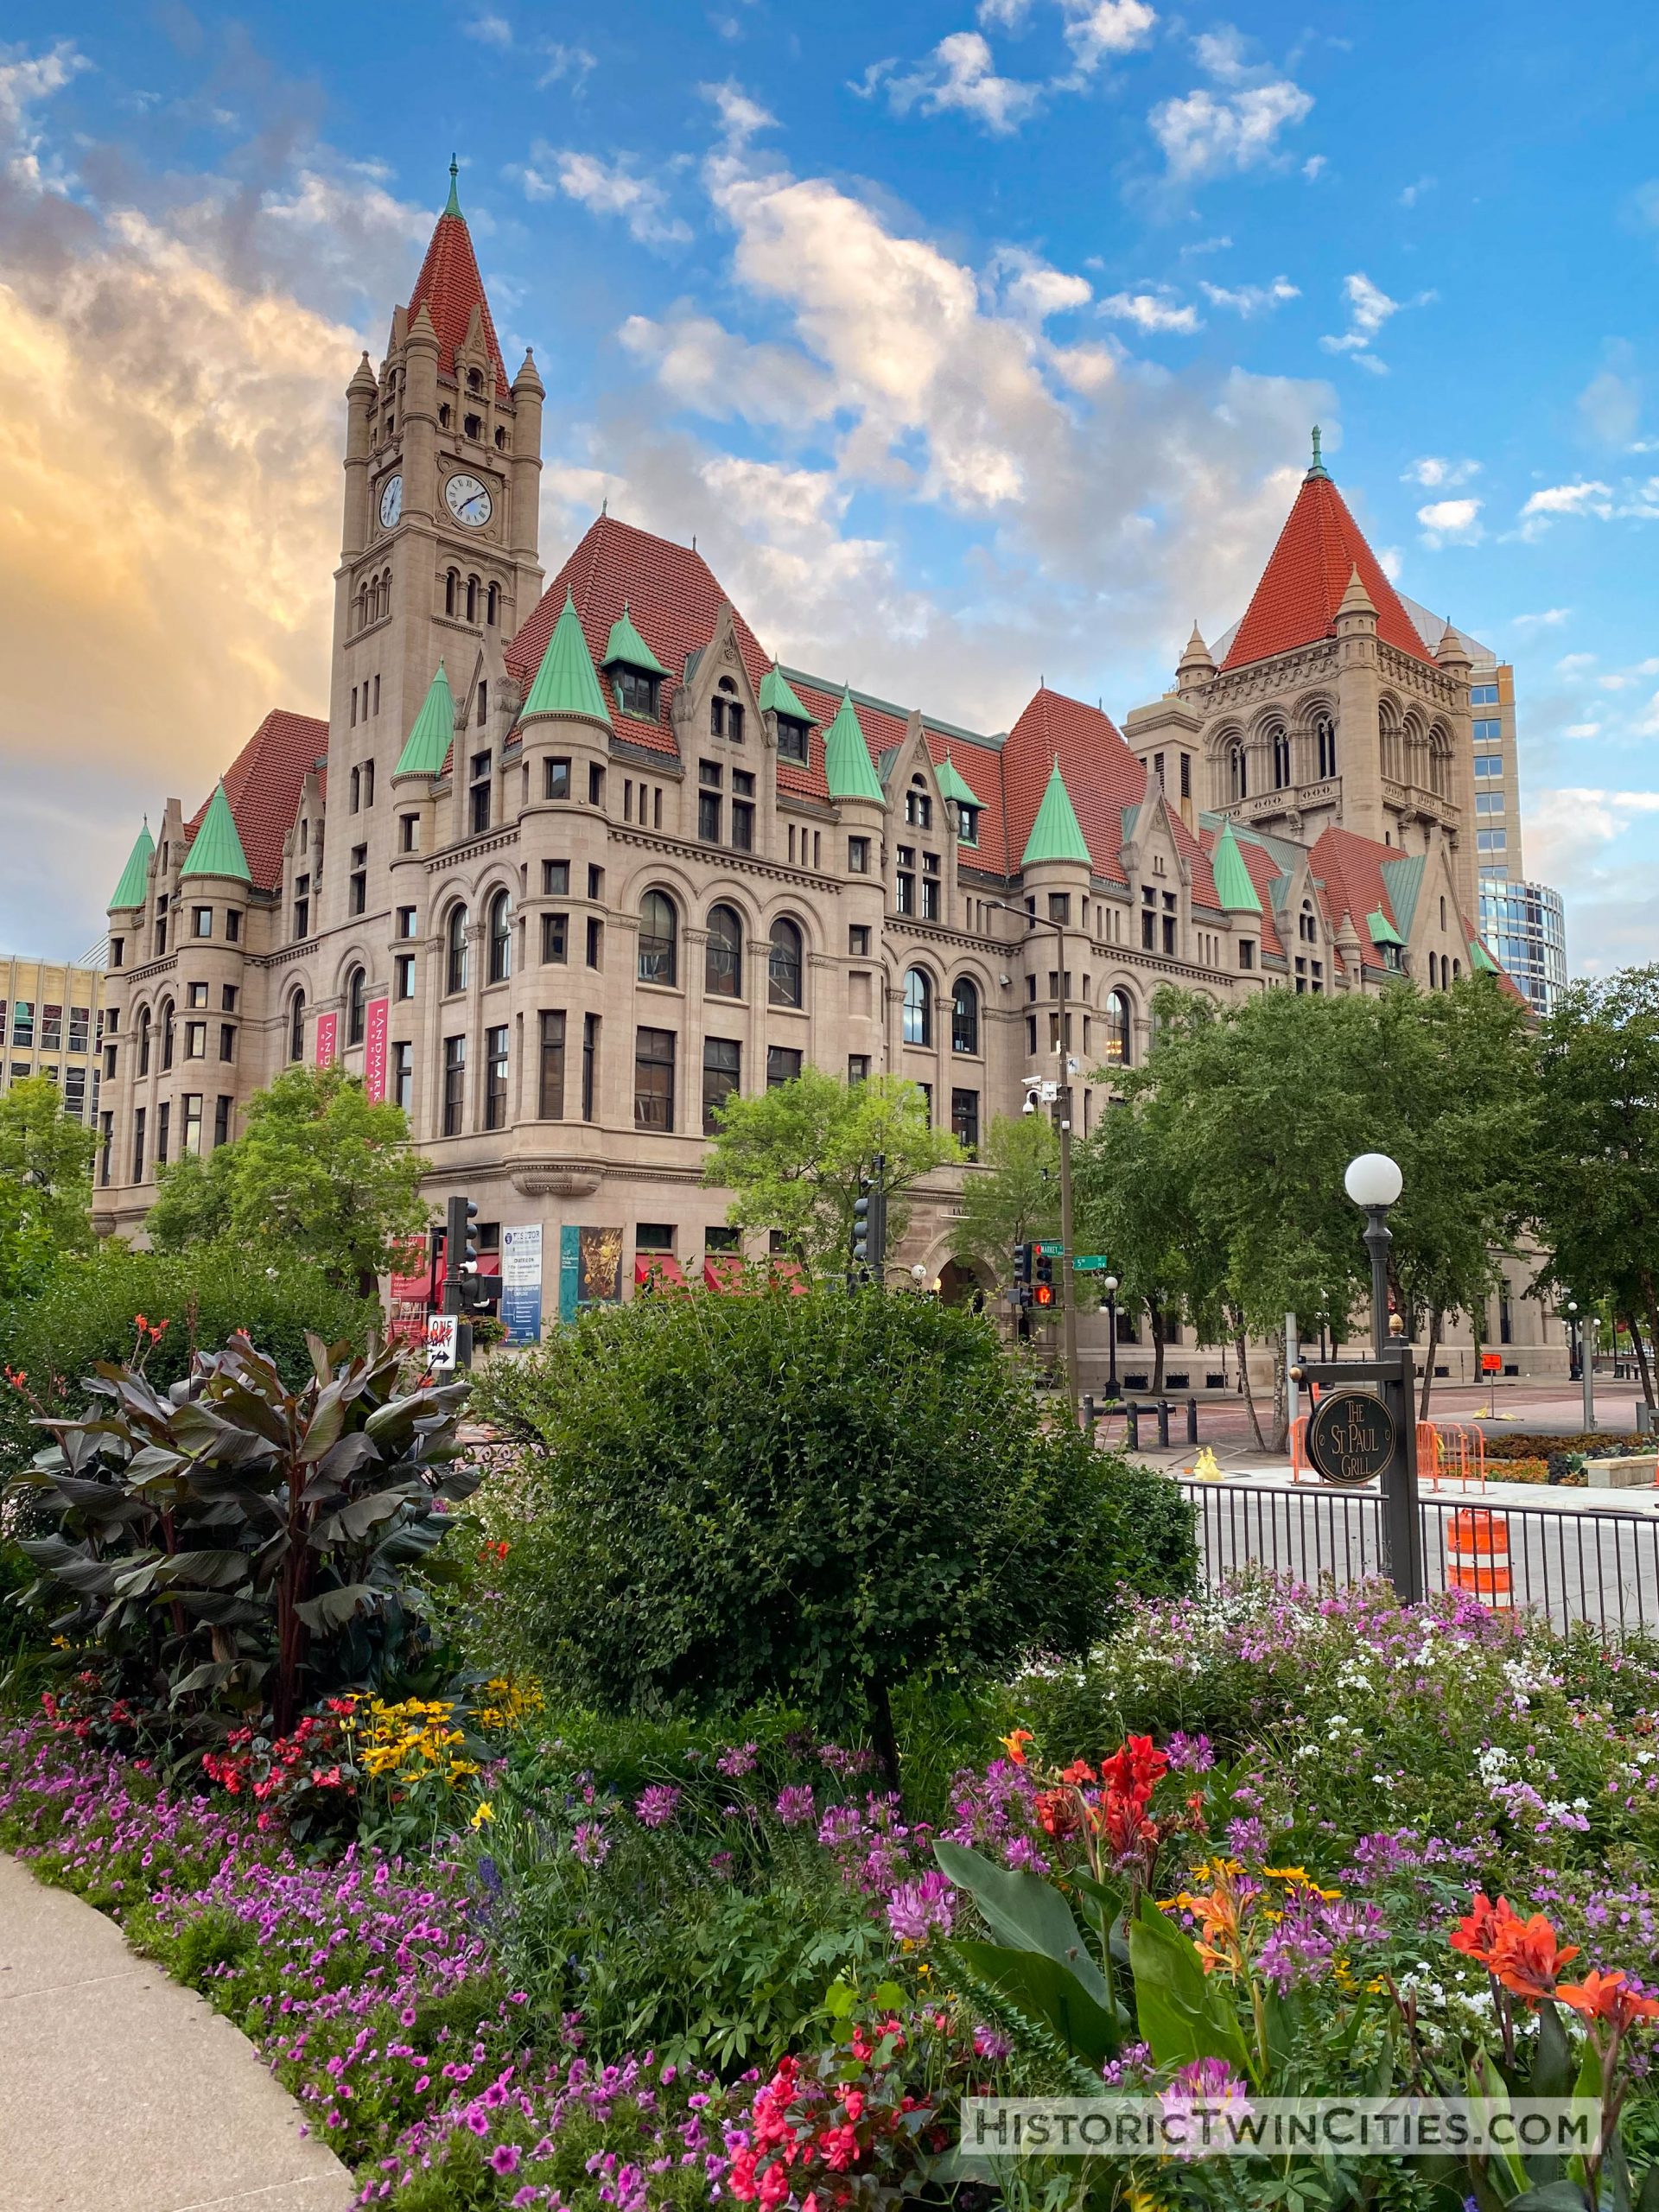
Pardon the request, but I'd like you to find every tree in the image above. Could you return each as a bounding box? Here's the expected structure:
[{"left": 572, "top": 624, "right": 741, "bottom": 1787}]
[
  {"left": 949, "top": 1111, "right": 1060, "bottom": 1281},
  {"left": 0, "top": 1075, "right": 98, "bottom": 1299},
  {"left": 1532, "top": 968, "right": 1659, "bottom": 1402},
  {"left": 147, "top": 1068, "right": 431, "bottom": 1294},
  {"left": 702, "top": 1068, "right": 961, "bottom": 1272},
  {"left": 474, "top": 1287, "right": 1195, "bottom": 1779}
]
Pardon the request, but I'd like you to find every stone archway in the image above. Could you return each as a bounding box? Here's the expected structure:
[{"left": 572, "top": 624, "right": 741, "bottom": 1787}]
[{"left": 936, "top": 1257, "right": 988, "bottom": 1311}]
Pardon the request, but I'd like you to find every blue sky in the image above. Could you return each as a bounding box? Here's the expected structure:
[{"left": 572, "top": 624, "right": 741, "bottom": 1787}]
[{"left": 3, "top": 1, "right": 1658, "bottom": 969}]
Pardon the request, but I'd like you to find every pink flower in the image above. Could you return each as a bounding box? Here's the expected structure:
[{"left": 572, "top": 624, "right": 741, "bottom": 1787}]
[
  {"left": 775, "top": 1785, "right": 815, "bottom": 1827},
  {"left": 634, "top": 1784, "right": 682, "bottom": 1829}
]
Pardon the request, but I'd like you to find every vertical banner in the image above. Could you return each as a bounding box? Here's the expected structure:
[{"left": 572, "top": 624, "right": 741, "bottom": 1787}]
[
  {"left": 558, "top": 1223, "right": 582, "bottom": 1324},
  {"left": 315, "top": 1011, "right": 338, "bottom": 1069},
  {"left": 501, "top": 1225, "right": 543, "bottom": 1346},
  {"left": 363, "top": 997, "right": 390, "bottom": 1103}
]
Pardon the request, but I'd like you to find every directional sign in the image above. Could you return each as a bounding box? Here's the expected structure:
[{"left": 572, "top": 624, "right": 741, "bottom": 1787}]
[
  {"left": 1033, "top": 1240, "right": 1065, "bottom": 1257},
  {"left": 1306, "top": 1389, "right": 1397, "bottom": 1489},
  {"left": 1072, "top": 1255, "right": 1110, "bottom": 1271},
  {"left": 423, "top": 1314, "right": 459, "bottom": 1373}
]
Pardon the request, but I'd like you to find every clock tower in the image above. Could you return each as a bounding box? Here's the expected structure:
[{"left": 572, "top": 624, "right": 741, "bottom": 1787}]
[{"left": 324, "top": 158, "right": 544, "bottom": 912}]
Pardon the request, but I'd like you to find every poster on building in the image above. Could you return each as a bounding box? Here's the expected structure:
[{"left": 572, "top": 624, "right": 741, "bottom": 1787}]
[
  {"left": 315, "top": 1011, "right": 338, "bottom": 1069},
  {"left": 557, "top": 1224, "right": 581, "bottom": 1325},
  {"left": 500, "top": 1225, "right": 543, "bottom": 1346},
  {"left": 578, "top": 1226, "right": 625, "bottom": 1307},
  {"left": 363, "top": 997, "right": 390, "bottom": 1103}
]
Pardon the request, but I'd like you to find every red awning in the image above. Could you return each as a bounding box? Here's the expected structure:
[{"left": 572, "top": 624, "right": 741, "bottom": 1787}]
[
  {"left": 635, "top": 1253, "right": 690, "bottom": 1292},
  {"left": 767, "top": 1257, "right": 810, "bottom": 1297},
  {"left": 703, "top": 1255, "right": 747, "bottom": 1294}
]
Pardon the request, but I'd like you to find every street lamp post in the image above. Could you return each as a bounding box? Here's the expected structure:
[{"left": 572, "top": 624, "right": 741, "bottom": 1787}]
[
  {"left": 1103, "top": 1274, "right": 1120, "bottom": 1399},
  {"left": 986, "top": 897, "right": 1081, "bottom": 1424},
  {"left": 1342, "top": 1151, "right": 1423, "bottom": 1602},
  {"left": 1344, "top": 1152, "right": 1403, "bottom": 1354},
  {"left": 1567, "top": 1300, "right": 1581, "bottom": 1383},
  {"left": 1584, "top": 1315, "right": 1599, "bottom": 1432}
]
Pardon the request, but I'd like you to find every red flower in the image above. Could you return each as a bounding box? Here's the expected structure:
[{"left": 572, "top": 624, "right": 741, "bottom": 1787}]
[
  {"left": 1450, "top": 1890, "right": 1513, "bottom": 1966},
  {"left": 1059, "top": 1759, "right": 1096, "bottom": 1785},
  {"left": 1489, "top": 1912, "right": 1580, "bottom": 2003},
  {"left": 1558, "top": 1969, "right": 1659, "bottom": 2031},
  {"left": 1035, "top": 1788, "right": 1082, "bottom": 1840},
  {"left": 1099, "top": 1734, "right": 1167, "bottom": 1799},
  {"left": 999, "top": 1729, "right": 1033, "bottom": 1768}
]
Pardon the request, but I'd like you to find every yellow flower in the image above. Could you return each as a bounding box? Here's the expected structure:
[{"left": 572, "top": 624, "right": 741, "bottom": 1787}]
[{"left": 470, "top": 1800, "right": 494, "bottom": 1829}]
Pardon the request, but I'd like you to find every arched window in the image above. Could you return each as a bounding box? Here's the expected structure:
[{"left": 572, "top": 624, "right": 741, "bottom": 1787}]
[
  {"left": 902, "top": 967, "right": 932, "bottom": 1047},
  {"left": 467, "top": 367, "right": 483, "bottom": 395},
  {"left": 346, "top": 966, "right": 366, "bottom": 1047},
  {"left": 137, "top": 1006, "right": 152, "bottom": 1077},
  {"left": 1269, "top": 723, "right": 1291, "bottom": 790},
  {"left": 1228, "top": 743, "right": 1248, "bottom": 802},
  {"left": 486, "top": 582, "right": 499, "bottom": 626},
  {"left": 638, "top": 891, "right": 678, "bottom": 986},
  {"left": 466, "top": 575, "right": 479, "bottom": 625},
  {"left": 1428, "top": 729, "right": 1452, "bottom": 798},
  {"left": 487, "top": 889, "right": 512, "bottom": 984},
  {"left": 767, "top": 918, "right": 804, "bottom": 1009},
  {"left": 289, "top": 990, "right": 305, "bottom": 1064},
  {"left": 159, "top": 998, "right": 175, "bottom": 1072},
  {"left": 950, "top": 976, "right": 979, "bottom": 1055},
  {"left": 446, "top": 904, "right": 469, "bottom": 995},
  {"left": 1452, "top": 958, "right": 1462, "bottom": 980},
  {"left": 705, "top": 903, "right": 742, "bottom": 998},
  {"left": 1316, "top": 716, "right": 1337, "bottom": 780},
  {"left": 1101, "top": 988, "right": 1133, "bottom": 1068},
  {"left": 906, "top": 776, "right": 932, "bottom": 830},
  {"left": 1379, "top": 707, "right": 1402, "bottom": 784},
  {"left": 1428, "top": 951, "right": 1440, "bottom": 989},
  {"left": 444, "top": 569, "right": 458, "bottom": 617}
]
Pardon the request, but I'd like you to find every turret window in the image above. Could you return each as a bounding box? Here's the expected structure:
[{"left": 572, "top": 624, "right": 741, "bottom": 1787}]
[
  {"left": 1228, "top": 743, "right": 1248, "bottom": 802},
  {"left": 487, "top": 889, "right": 512, "bottom": 983},
  {"left": 902, "top": 967, "right": 932, "bottom": 1047},
  {"left": 776, "top": 715, "right": 810, "bottom": 765},
  {"left": 1269, "top": 723, "right": 1291, "bottom": 790}
]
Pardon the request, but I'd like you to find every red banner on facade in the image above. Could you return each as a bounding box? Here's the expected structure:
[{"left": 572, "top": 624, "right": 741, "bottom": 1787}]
[
  {"left": 364, "top": 996, "right": 389, "bottom": 1103},
  {"left": 315, "top": 1011, "right": 338, "bottom": 1069}
]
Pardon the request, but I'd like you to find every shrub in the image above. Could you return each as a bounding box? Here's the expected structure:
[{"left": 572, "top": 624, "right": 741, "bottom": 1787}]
[
  {"left": 474, "top": 1286, "right": 1194, "bottom": 1770},
  {"left": 0, "top": 1240, "right": 377, "bottom": 1477},
  {"left": 1483, "top": 1431, "right": 1637, "bottom": 1459}
]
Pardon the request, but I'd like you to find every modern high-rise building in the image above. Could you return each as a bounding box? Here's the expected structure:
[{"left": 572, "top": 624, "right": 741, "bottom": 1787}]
[{"left": 0, "top": 956, "right": 105, "bottom": 1127}]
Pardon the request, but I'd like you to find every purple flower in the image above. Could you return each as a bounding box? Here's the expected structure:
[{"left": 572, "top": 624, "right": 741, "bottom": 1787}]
[
  {"left": 633, "top": 1785, "right": 681, "bottom": 1830},
  {"left": 491, "top": 2141, "right": 523, "bottom": 2175},
  {"left": 885, "top": 1870, "right": 955, "bottom": 1942},
  {"left": 571, "top": 1821, "right": 611, "bottom": 1868},
  {"left": 774, "top": 1784, "right": 816, "bottom": 1827},
  {"left": 1160, "top": 2056, "right": 1253, "bottom": 2158},
  {"left": 1166, "top": 1731, "right": 1215, "bottom": 1774},
  {"left": 972, "top": 2023, "right": 1012, "bottom": 2061},
  {"left": 715, "top": 1742, "right": 758, "bottom": 1777}
]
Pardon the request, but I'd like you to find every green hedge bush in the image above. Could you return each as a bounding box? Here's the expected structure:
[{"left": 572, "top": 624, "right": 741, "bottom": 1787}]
[{"left": 474, "top": 1285, "right": 1195, "bottom": 1765}]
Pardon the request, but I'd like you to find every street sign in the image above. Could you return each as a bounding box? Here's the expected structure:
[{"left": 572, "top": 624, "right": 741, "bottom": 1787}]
[
  {"left": 1033, "top": 1240, "right": 1065, "bottom": 1257},
  {"left": 1072, "top": 1255, "right": 1110, "bottom": 1271},
  {"left": 423, "top": 1314, "right": 459, "bottom": 1373},
  {"left": 1305, "top": 1389, "right": 1397, "bottom": 1489}
]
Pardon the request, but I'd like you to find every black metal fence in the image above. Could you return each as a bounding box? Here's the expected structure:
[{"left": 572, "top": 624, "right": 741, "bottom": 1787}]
[{"left": 1178, "top": 1478, "right": 1659, "bottom": 1641}]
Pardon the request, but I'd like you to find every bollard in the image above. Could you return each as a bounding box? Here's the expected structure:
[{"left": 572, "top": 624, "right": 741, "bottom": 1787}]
[
  {"left": 1185, "top": 1396, "right": 1198, "bottom": 1445},
  {"left": 1156, "top": 1400, "right": 1172, "bottom": 1447},
  {"left": 1124, "top": 1403, "right": 1140, "bottom": 1451},
  {"left": 1082, "top": 1392, "right": 1096, "bottom": 1433}
]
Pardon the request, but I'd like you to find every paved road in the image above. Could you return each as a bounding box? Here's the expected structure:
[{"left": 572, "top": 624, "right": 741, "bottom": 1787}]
[{"left": 0, "top": 1852, "right": 353, "bottom": 2212}]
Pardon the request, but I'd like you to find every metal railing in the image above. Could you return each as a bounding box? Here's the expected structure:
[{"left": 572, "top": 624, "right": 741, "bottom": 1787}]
[{"left": 1179, "top": 1478, "right": 1659, "bottom": 1641}]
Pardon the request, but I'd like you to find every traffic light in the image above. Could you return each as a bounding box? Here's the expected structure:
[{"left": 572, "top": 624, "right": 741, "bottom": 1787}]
[
  {"left": 849, "top": 1160, "right": 887, "bottom": 1284},
  {"left": 445, "top": 1194, "right": 483, "bottom": 1313},
  {"left": 1033, "top": 1246, "right": 1056, "bottom": 1310},
  {"left": 1011, "top": 1242, "right": 1033, "bottom": 1308}
]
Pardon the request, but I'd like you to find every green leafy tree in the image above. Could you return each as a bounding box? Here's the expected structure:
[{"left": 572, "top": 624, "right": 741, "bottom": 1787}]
[
  {"left": 474, "top": 1286, "right": 1195, "bottom": 1779},
  {"left": 949, "top": 1111, "right": 1060, "bottom": 1281},
  {"left": 1532, "top": 967, "right": 1659, "bottom": 1404},
  {"left": 702, "top": 1068, "right": 961, "bottom": 1271},
  {"left": 147, "top": 1067, "right": 430, "bottom": 1294},
  {"left": 0, "top": 1075, "right": 98, "bottom": 1298}
]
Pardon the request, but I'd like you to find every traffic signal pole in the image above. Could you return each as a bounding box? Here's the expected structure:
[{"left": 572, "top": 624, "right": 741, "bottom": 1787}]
[{"left": 1054, "top": 957, "right": 1080, "bottom": 1427}]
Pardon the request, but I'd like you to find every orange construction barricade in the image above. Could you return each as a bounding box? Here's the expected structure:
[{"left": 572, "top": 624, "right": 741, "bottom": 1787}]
[{"left": 1446, "top": 1506, "right": 1511, "bottom": 1609}]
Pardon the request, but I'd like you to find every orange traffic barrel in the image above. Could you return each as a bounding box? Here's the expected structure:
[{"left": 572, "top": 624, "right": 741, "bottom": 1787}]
[{"left": 1446, "top": 1507, "right": 1511, "bottom": 1607}]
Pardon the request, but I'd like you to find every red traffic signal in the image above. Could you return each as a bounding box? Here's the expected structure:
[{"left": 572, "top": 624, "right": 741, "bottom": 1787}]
[{"left": 1033, "top": 1282, "right": 1055, "bottom": 1308}]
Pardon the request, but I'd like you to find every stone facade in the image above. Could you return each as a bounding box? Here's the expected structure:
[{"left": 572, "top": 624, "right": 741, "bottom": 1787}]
[{"left": 92, "top": 179, "right": 1567, "bottom": 1376}]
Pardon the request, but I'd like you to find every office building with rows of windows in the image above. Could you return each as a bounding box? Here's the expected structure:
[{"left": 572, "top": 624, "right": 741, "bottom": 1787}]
[
  {"left": 93, "top": 171, "right": 1565, "bottom": 1371},
  {"left": 1, "top": 957, "right": 105, "bottom": 1128}
]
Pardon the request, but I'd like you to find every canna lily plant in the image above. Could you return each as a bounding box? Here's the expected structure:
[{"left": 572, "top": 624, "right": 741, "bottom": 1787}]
[{"left": 5, "top": 1331, "right": 477, "bottom": 1757}]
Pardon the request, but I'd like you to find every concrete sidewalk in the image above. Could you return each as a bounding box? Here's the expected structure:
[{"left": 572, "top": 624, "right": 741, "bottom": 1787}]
[{"left": 0, "top": 1852, "right": 354, "bottom": 2212}]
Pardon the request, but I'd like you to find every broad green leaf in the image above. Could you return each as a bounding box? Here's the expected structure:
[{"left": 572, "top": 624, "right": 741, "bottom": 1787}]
[
  {"left": 949, "top": 1938, "right": 1120, "bottom": 2067},
  {"left": 934, "top": 1839, "right": 1110, "bottom": 2010},
  {"left": 294, "top": 1581, "right": 378, "bottom": 1633},
  {"left": 1127, "top": 1901, "right": 1252, "bottom": 2080}
]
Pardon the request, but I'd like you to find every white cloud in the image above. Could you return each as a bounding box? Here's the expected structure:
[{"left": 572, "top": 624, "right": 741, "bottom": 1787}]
[
  {"left": 1556, "top": 652, "right": 1599, "bottom": 674},
  {"left": 619, "top": 307, "right": 836, "bottom": 426},
  {"left": 1510, "top": 607, "right": 1571, "bottom": 632},
  {"left": 1199, "top": 274, "right": 1298, "bottom": 315},
  {"left": 1150, "top": 79, "right": 1313, "bottom": 181},
  {"left": 1376, "top": 544, "right": 1403, "bottom": 581},
  {"left": 873, "top": 31, "right": 1045, "bottom": 135},
  {"left": 1563, "top": 722, "right": 1602, "bottom": 739},
  {"left": 537, "top": 42, "right": 597, "bottom": 91},
  {"left": 1398, "top": 175, "right": 1434, "bottom": 207},
  {"left": 987, "top": 246, "right": 1092, "bottom": 322},
  {"left": 1319, "top": 271, "right": 1433, "bottom": 374},
  {"left": 465, "top": 13, "right": 513, "bottom": 46},
  {"left": 1416, "top": 497, "right": 1483, "bottom": 546},
  {"left": 1301, "top": 154, "right": 1326, "bottom": 181},
  {"left": 1061, "top": 0, "right": 1158, "bottom": 73},
  {"left": 1179, "top": 232, "right": 1232, "bottom": 258},
  {"left": 518, "top": 148, "right": 691, "bottom": 247},
  {"left": 1578, "top": 356, "right": 1640, "bottom": 446},
  {"left": 1402, "top": 454, "right": 1478, "bottom": 489},
  {"left": 1516, "top": 480, "right": 1615, "bottom": 539},
  {"left": 1099, "top": 289, "right": 1200, "bottom": 333},
  {"left": 978, "top": 0, "right": 1033, "bottom": 22},
  {"left": 0, "top": 38, "right": 87, "bottom": 195},
  {"left": 701, "top": 79, "right": 778, "bottom": 148}
]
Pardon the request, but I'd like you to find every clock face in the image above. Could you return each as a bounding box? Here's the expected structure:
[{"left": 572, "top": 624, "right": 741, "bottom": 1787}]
[
  {"left": 378, "top": 474, "right": 403, "bottom": 529},
  {"left": 445, "top": 474, "right": 493, "bottom": 527}
]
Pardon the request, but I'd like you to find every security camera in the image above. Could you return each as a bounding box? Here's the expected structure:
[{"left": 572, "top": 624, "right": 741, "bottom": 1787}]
[{"left": 1022, "top": 1095, "right": 1037, "bottom": 1116}]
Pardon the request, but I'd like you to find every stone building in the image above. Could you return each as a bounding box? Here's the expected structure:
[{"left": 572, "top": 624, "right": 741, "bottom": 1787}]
[{"left": 94, "top": 173, "right": 1561, "bottom": 1371}]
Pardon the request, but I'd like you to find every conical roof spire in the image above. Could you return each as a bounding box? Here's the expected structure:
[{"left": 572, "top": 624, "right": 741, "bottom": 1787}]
[
  {"left": 404, "top": 156, "right": 505, "bottom": 385},
  {"left": 1306, "top": 423, "right": 1329, "bottom": 480},
  {"left": 935, "top": 749, "right": 983, "bottom": 810},
  {"left": 522, "top": 594, "right": 612, "bottom": 725},
  {"left": 445, "top": 154, "right": 461, "bottom": 217},
  {"left": 602, "top": 601, "right": 668, "bottom": 677},
  {"left": 110, "top": 819, "right": 155, "bottom": 911},
  {"left": 394, "top": 661, "right": 458, "bottom": 777},
  {"left": 1211, "top": 821, "right": 1262, "bottom": 913},
  {"left": 823, "top": 689, "right": 884, "bottom": 804},
  {"left": 1020, "top": 758, "right": 1090, "bottom": 868},
  {"left": 1336, "top": 563, "right": 1376, "bottom": 620},
  {"left": 180, "top": 783, "right": 251, "bottom": 885},
  {"left": 1222, "top": 467, "right": 1433, "bottom": 671},
  {"left": 759, "top": 661, "right": 810, "bottom": 723}
]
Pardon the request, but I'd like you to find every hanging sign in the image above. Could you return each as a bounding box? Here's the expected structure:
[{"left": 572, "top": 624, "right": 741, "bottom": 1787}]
[
  {"left": 315, "top": 1011, "right": 338, "bottom": 1069},
  {"left": 364, "top": 997, "right": 390, "bottom": 1103},
  {"left": 1305, "top": 1389, "right": 1397, "bottom": 1489}
]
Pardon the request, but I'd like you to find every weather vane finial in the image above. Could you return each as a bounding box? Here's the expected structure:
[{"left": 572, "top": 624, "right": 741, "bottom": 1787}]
[
  {"left": 1308, "top": 423, "right": 1328, "bottom": 478},
  {"left": 445, "top": 154, "right": 461, "bottom": 216}
]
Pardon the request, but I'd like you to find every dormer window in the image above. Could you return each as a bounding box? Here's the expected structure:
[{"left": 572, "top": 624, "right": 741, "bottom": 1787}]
[
  {"left": 467, "top": 367, "right": 483, "bottom": 395},
  {"left": 777, "top": 715, "right": 810, "bottom": 765},
  {"left": 613, "top": 668, "right": 660, "bottom": 719},
  {"left": 957, "top": 804, "right": 981, "bottom": 848}
]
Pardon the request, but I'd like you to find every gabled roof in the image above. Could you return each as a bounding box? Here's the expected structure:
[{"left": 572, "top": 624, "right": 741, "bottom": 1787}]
[
  {"left": 935, "top": 753, "right": 983, "bottom": 810},
  {"left": 759, "top": 663, "right": 810, "bottom": 722},
  {"left": 186, "top": 709, "right": 327, "bottom": 893},
  {"left": 1368, "top": 908, "right": 1407, "bottom": 948},
  {"left": 1211, "top": 821, "right": 1262, "bottom": 913},
  {"left": 1221, "top": 461, "right": 1436, "bottom": 671},
  {"left": 404, "top": 171, "right": 507, "bottom": 389},
  {"left": 180, "top": 782, "right": 251, "bottom": 885},
  {"left": 522, "top": 594, "right": 612, "bottom": 725},
  {"left": 1020, "top": 760, "right": 1091, "bottom": 868},
  {"left": 395, "top": 662, "right": 458, "bottom": 777},
  {"left": 602, "top": 603, "right": 668, "bottom": 677},
  {"left": 110, "top": 823, "right": 155, "bottom": 911},
  {"left": 823, "top": 690, "right": 885, "bottom": 804},
  {"left": 1379, "top": 853, "right": 1426, "bottom": 937}
]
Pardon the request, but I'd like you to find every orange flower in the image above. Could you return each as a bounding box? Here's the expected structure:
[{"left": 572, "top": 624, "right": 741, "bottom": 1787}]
[
  {"left": 1177, "top": 1879, "right": 1244, "bottom": 1976},
  {"left": 1035, "top": 1788, "right": 1082, "bottom": 1840},
  {"left": 1489, "top": 1912, "right": 1580, "bottom": 2004},
  {"left": 1059, "top": 1759, "right": 1096, "bottom": 1786},
  {"left": 1557, "top": 1969, "right": 1659, "bottom": 2031},
  {"left": 1449, "top": 1890, "right": 1514, "bottom": 1966},
  {"left": 999, "top": 1729, "right": 1033, "bottom": 1768}
]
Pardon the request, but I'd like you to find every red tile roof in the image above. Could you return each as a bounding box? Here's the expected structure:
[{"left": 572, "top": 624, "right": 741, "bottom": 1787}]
[
  {"left": 188, "top": 709, "right": 327, "bottom": 893},
  {"left": 1222, "top": 471, "right": 1435, "bottom": 671},
  {"left": 406, "top": 210, "right": 507, "bottom": 391}
]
